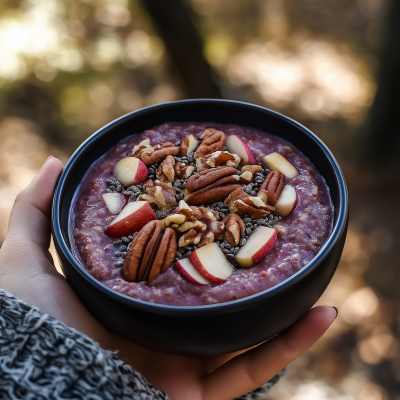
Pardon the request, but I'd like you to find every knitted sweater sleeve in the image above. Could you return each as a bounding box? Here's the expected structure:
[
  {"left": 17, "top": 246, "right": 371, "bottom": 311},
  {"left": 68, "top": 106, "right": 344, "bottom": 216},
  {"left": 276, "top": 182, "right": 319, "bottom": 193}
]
[{"left": 0, "top": 289, "right": 285, "bottom": 400}]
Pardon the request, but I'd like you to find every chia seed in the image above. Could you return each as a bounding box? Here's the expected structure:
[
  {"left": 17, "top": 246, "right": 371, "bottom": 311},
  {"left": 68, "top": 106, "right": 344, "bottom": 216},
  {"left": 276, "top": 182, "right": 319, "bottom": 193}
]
[
  {"left": 155, "top": 210, "right": 168, "bottom": 219},
  {"left": 114, "top": 260, "right": 124, "bottom": 268},
  {"left": 239, "top": 238, "right": 247, "bottom": 246},
  {"left": 245, "top": 228, "right": 252, "bottom": 235},
  {"left": 121, "top": 237, "right": 130, "bottom": 243},
  {"left": 226, "top": 254, "right": 235, "bottom": 260},
  {"left": 222, "top": 248, "right": 230, "bottom": 254},
  {"left": 113, "top": 239, "right": 122, "bottom": 246}
]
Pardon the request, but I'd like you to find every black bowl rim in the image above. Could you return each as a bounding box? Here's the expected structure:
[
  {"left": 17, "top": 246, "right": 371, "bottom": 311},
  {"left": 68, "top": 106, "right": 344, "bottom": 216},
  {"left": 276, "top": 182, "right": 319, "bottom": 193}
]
[{"left": 52, "top": 98, "right": 348, "bottom": 313}]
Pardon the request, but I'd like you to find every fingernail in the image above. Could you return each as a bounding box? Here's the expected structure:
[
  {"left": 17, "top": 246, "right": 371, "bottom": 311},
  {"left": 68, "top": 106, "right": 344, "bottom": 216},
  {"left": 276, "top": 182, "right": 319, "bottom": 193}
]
[
  {"left": 38, "top": 156, "right": 54, "bottom": 175},
  {"left": 332, "top": 306, "right": 338, "bottom": 318}
]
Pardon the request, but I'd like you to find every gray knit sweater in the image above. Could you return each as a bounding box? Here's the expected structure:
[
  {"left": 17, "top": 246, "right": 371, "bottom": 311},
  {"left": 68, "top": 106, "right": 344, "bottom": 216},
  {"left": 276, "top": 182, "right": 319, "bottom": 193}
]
[{"left": 0, "top": 289, "right": 285, "bottom": 399}]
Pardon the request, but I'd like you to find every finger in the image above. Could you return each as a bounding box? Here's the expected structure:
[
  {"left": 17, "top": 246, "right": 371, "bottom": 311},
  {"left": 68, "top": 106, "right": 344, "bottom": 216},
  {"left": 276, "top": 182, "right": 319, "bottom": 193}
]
[
  {"left": 4, "top": 156, "right": 63, "bottom": 250},
  {"left": 203, "top": 306, "right": 337, "bottom": 400}
]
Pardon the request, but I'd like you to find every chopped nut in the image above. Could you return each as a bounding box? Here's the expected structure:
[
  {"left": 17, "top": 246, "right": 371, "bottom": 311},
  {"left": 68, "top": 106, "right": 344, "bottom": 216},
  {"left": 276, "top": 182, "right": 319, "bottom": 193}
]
[
  {"left": 139, "top": 182, "right": 177, "bottom": 211},
  {"left": 175, "top": 162, "right": 195, "bottom": 179},
  {"left": 141, "top": 142, "right": 180, "bottom": 165},
  {"left": 180, "top": 134, "right": 199, "bottom": 156},
  {"left": 132, "top": 139, "right": 152, "bottom": 160},
  {"left": 223, "top": 214, "right": 245, "bottom": 246},
  {"left": 196, "top": 151, "right": 242, "bottom": 172},
  {"left": 156, "top": 155, "right": 175, "bottom": 183}
]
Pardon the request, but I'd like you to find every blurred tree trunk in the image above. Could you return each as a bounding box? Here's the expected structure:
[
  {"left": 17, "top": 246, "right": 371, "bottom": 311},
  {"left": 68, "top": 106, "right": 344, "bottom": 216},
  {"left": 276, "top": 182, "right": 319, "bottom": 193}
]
[
  {"left": 361, "top": 0, "right": 400, "bottom": 174},
  {"left": 140, "top": 0, "right": 222, "bottom": 99}
]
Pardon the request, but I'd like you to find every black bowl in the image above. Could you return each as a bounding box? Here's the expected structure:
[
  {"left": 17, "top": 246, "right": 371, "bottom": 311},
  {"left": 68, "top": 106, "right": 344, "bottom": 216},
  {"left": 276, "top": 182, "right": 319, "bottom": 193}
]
[{"left": 52, "top": 99, "right": 348, "bottom": 356}]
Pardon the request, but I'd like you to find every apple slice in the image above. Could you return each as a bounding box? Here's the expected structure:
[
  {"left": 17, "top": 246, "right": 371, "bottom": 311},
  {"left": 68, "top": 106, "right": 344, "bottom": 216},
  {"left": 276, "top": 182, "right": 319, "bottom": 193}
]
[
  {"left": 190, "top": 242, "right": 233, "bottom": 283},
  {"left": 114, "top": 157, "right": 148, "bottom": 187},
  {"left": 235, "top": 226, "right": 277, "bottom": 268},
  {"left": 225, "top": 135, "right": 256, "bottom": 165},
  {"left": 263, "top": 152, "right": 298, "bottom": 179},
  {"left": 105, "top": 201, "right": 156, "bottom": 237},
  {"left": 102, "top": 192, "right": 126, "bottom": 214},
  {"left": 275, "top": 185, "right": 298, "bottom": 217},
  {"left": 175, "top": 258, "right": 211, "bottom": 285}
]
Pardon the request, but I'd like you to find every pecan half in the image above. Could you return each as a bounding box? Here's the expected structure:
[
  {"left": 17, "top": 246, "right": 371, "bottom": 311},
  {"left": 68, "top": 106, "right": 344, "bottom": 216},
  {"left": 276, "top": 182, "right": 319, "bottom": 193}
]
[
  {"left": 180, "top": 134, "right": 199, "bottom": 156},
  {"left": 141, "top": 142, "right": 180, "bottom": 165},
  {"left": 223, "top": 214, "right": 245, "bottom": 246},
  {"left": 132, "top": 139, "right": 152, "bottom": 160},
  {"left": 194, "top": 128, "right": 226, "bottom": 159},
  {"left": 196, "top": 151, "right": 242, "bottom": 172},
  {"left": 259, "top": 170, "right": 285, "bottom": 206},
  {"left": 123, "top": 221, "right": 177, "bottom": 283},
  {"left": 139, "top": 179, "right": 177, "bottom": 211},
  {"left": 186, "top": 167, "right": 238, "bottom": 192},
  {"left": 175, "top": 162, "right": 195, "bottom": 179},
  {"left": 156, "top": 155, "right": 175, "bottom": 183},
  {"left": 186, "top": 184, "right": 241, "bottom": 206}
]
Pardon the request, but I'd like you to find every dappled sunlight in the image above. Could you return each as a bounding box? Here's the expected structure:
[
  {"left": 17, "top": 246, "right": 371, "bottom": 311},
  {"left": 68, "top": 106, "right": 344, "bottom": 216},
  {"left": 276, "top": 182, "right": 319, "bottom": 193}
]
[{"left": 225, "top": 38, "right": 373, "bottom": 120}]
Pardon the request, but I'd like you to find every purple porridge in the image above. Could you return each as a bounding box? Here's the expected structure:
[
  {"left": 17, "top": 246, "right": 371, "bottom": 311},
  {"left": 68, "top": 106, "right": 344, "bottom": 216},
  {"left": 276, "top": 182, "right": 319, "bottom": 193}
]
[{"left": 71, "top": 122, "right": 333, "bottom": 306}]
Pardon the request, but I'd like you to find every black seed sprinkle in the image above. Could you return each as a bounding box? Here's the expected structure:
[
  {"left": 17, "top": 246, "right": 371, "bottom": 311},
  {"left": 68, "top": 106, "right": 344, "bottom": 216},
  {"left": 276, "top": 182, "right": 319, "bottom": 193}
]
[
  {"left": 245, "top": 228, "right": 252, "bottom": 235},
  {"left": 121, "top": 237, "right": 130, "bottom": 243},
  {"left": 226, "top": 254, "right": 235, "bottom": 260},
  {"left": 113, "top": 239, "right": 122, "bottom": 246},
  {"left": 239, "top": 238, "right": 247, "bottom": 246},
  {"left": 222, "top": 248, "right": 230, "bottom": 254},
  {"left": 114, "top": 260, "right": 124, "bottom": 267}
]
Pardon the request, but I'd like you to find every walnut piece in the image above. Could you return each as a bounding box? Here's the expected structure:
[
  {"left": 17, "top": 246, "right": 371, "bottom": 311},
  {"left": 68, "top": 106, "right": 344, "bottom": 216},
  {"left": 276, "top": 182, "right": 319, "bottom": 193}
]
[
  {"left": 156, "top": 155, "right": 175, "bottom": 183},
  {"left": 165, "top": 200, "right": 225, "bottom": 248},
  {"left": 132, "top": 139, "right": 152, "bottom": 160},
  {"left": 194, "top": 128, "right": 226, "bottom": 159},
  {"left": 139, "top": 179, "right": 177, "bottom": 211},
  {"left": 196, "top": 151, "right": 242, "bottom": 172}
]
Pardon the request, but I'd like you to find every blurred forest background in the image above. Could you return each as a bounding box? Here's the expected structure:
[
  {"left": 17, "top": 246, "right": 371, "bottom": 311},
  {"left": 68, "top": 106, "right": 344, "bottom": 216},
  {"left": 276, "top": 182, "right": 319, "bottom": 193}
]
[{"left": 1, "top": 0, "right": 400, "bottom": 399}]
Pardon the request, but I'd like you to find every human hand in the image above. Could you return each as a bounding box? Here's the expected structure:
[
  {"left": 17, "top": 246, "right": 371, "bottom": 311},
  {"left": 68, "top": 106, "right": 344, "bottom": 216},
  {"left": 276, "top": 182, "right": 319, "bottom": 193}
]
[{"left": 0, "top": 156, "right": 337, "bottom": 400}]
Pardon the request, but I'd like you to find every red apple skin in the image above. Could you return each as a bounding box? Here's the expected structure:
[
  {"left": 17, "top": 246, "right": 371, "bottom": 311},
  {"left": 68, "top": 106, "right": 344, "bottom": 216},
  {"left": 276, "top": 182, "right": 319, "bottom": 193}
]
[
  {"left": 134, "top": 159, "right": 149, "bottom": 183},
  {"left": 251, "top": 229, "right": 277, "bottom": 266},
  {"left": 225, "top": 135, "right": 256, "bottom": 165},
  {"left": 174, "top": 260, "right": 210, "bottom": 285},
  {"left": 189, "top": 251, "right": 226, "bottom": 284},
  {"left": 291, "top": 191, "right": 299, "bottom": 215},
  {"left": 105, "top": 202, "right": 156, "bottom": 237}
]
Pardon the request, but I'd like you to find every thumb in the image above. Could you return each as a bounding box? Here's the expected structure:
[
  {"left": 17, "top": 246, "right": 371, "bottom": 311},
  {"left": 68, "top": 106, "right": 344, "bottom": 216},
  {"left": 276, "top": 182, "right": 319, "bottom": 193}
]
[{"left": 4, "top": 156, "right": 64, "bottom": 250}]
